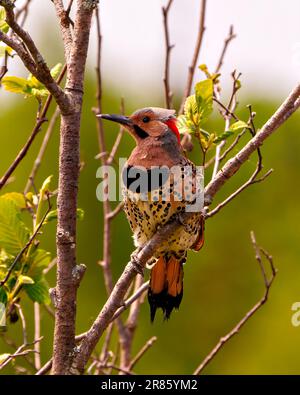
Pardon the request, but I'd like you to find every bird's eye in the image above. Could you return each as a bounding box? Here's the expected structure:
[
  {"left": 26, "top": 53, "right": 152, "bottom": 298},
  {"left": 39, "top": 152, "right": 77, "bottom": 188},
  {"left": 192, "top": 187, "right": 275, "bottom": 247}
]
[{"left": 142, "top": 116, "right": 150, "bottom": 123}]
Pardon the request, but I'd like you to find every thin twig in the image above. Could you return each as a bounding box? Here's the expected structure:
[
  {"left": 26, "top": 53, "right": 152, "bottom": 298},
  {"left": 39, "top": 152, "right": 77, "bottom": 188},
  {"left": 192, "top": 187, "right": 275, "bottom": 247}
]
[
  {"left": 52, "top": 0, "right": 74, "bottom": 61},
  {"left": 15, "top": 304, "right": 27, "bottom": 345},
  {"left": 111, "top": 281, "right": 149, "bottom": 323},
  {"left": 34, "top": 302, "right": 41, "bottom": 370},
  {"left": 205, "top": 128, "right": 247, "bottom": 169},
  {"left": 213, "top": 97, "right": 239, "bottom": 121},
  {"left": 24, "top": 107, "right": 60, "bottom": 194},
  {"left": 120, "top": 275, "right": 145, "bottom": 370},
  {"left": 193, "top": 232, "right": 276, "bottom": 374},
  {"left": 100, "top": 323, "right": 114, "bottom": 362},
  {"left": 0, "top": 64, "right": 67, "bottom": 191},
  {"left": 43, "top": 304, "right": 55, "bottom": 318},
  {"left": 93, "top": 5, "right": 128, "bottom": 371},
  {"left": 1, "top": 334, "right": 36, "bottom": 371},
  {"left": 0, "top": 0, "right": 31, "bottom": 82},
  {"left": 0, "top": 117, "right": 46, "bottom": 190},
  {"left": 106, "top": 202, "right": 124, "bottom": 221},
  {"left": 207, "top": 168, "right": 273, "bottom": 218},
  {"left": 0, "top": 348, "right": 37, "bottom": 370},
  {"left": 129, "top": 336, "right": 157, "bottom": 370},
  {"left": 43, "top": 258, "right": 57, "bottom": 275},
  {"left": 179, "top": 0, "right": 207, "bottom": 114},
  {"left": 102, "top": 363, "right": 135, "bottom": 375},
  {"left": 106, "top": 98, "right": 125, "bottom": 165},
  {"left": 211, "top": 71, "right": 240, "bottom": 179},
  {"left": 0, "top": 1, "right": 69, "bottom": 112},
  {"left": 0, "top": 337, "right": 42, "bottom": 370},
  {"left": 208, "top": 105, "right": 273, "bottom": 217},
  {"left": 162, "top": 0, "right": 174, "bottom": 108},
  {"left": 35, "top": 359, "right": 52, "bottom": 375},
  {"left": 215, "top": 25, "right": 236, "bottom": 73},
  {"left": 0, "top": 49, "right": 8, "bottom": 81}
]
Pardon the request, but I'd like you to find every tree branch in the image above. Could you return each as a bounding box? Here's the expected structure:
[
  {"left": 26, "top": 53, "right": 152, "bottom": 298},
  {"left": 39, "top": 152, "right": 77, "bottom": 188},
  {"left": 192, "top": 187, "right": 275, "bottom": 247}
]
[
  {"left": 205, "top": 82, "right": 300, "bottom": 205},
  {"left": 215, "top": 25, "right": 236, "bottom": 74},
  {"left": 52, "top": 0, "right": 98, "bottom": 375},
  {"left": 0, "top": 64, "right": 66, "bottom": 191},
  {"left": 193, "top": 232, "right": 276, "bottom": 374},
  {"left": 0, "top": 3, "right": 69, "bottom": 112},
  {"left": 52, "top": 0, "right": 74, "bottom": 62}
]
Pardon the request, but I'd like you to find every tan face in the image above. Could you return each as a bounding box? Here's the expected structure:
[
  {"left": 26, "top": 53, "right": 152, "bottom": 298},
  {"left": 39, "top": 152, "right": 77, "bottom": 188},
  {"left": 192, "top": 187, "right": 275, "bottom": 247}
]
[
  {"left": 128, "top": 108, "right": 175, "bottom": 141},
  {"left": 99, "top": 107, "right": 177, "bottom": 143}
]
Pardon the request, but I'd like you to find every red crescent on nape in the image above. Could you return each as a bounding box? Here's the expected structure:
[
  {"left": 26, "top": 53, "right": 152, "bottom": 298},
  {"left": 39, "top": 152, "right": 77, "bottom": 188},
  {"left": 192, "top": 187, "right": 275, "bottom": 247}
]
[{"left": 165, "top": 119, "right": 181, "bottom": 145}]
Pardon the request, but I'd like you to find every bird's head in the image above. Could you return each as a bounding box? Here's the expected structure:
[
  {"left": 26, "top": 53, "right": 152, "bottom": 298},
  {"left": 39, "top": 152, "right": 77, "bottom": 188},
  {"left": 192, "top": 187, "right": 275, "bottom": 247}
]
[{"left": 98, "top": 107, "right": 181, "bottom": 145}]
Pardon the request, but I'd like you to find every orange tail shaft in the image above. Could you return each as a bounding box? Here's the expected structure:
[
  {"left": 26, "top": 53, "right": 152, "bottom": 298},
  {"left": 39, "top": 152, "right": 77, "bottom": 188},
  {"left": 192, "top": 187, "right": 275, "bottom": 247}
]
[{"left": 148, "top": 255, "right": 184, "bottom": 321}]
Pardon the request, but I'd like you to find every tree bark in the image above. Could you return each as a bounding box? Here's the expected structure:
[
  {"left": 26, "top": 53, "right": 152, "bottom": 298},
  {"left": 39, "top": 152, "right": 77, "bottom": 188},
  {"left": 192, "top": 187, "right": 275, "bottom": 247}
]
[{"left": 52, "top": 0, "right": 97, "bottom": 375}]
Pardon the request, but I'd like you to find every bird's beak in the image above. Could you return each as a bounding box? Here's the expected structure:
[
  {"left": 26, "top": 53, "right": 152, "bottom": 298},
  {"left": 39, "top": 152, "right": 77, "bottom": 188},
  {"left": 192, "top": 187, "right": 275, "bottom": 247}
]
[{"left": 97, "top": 114, "right": 132, "bottom": 126}]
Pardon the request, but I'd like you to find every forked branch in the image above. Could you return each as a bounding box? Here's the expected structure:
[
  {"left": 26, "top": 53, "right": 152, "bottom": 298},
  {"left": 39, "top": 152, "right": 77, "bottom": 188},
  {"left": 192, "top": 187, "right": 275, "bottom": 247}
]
[{"left": 193, "top": 231, "right": 277, "bottom": 374}]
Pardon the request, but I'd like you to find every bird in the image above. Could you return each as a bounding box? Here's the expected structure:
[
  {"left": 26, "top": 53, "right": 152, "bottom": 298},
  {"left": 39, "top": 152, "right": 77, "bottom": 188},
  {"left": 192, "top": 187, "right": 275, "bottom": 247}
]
[{"left": 99, "top": 107, "right": 205, "bottom": 321}]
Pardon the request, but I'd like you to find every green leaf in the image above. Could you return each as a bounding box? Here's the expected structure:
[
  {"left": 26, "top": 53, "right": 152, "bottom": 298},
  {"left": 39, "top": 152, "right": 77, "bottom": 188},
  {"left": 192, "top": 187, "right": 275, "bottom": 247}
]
[
  {"left": 194, "top": 79, "right": 213, "bottom": 124},
  {"left": 184, "top": 95, "right": 198, "bottom": 120},
  {"left": 25, "top": 277, "right": 50, "bottom": 304},
  {"left": 45, "top": 208, "right": 84, "bottom": 224},
  {"left": 17, "top": 275, "right": 34, "bottom": 285},
  {"left": 0, "top": 249, "right": 14, "bottom": 272},
  {"left": 1, "top": 76, "right": 32, "bottom": 95},
  {"left": 206, "top": 133, "right": 216, "bottom": 150},
  {"left": 26, "top": 249, "right": 51, "bottom": 279},
  {"left": 213, "top": 130, "right": 234, "bottom": 144},
  {"left": 31, "top": 88, "right": 49, "bottom": 98},
  {"left": 0, "top": 198, "right": 30, "bottom": 256},
  {"left": 44, "top": 210, "right": 57, "bottom": 223},
  {"left": 177, "top": 115, "right": 189, "bottom": 134},
  {"left": 199, "top": 128, "right": 210, "bottom": 139},
  {"left": 27, "top": 73, "right": 44, "bottom": 89},
  {"left": 0, "top": 7, "right": 9, "bottom": 33},
  {"left": 1, "top": 192, "right": 27, "bottom": 209},
  {"left": 40, "top": 175, "right": 53, "bottom": 195},
  {"left": 0, "top": 287, "right": 7, "bottom": 305},
  {"left": 50, "top": 63, "right": 62, "bottom": 80},
  {"left": 228, "top": 120, "right": 250, "bottom": 132}
]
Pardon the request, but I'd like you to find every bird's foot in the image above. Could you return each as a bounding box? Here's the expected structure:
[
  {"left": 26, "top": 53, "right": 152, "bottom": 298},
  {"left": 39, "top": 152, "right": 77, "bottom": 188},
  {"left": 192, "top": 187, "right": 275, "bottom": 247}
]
[{"left": 130, "top": 249, "right": 144, "bottom": 276}]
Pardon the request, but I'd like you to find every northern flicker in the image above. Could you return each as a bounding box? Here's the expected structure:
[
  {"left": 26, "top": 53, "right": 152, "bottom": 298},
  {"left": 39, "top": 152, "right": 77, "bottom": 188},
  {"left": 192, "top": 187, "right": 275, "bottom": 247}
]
[{"left": 99, "top": 107, "right": 204, "bottom": 321}]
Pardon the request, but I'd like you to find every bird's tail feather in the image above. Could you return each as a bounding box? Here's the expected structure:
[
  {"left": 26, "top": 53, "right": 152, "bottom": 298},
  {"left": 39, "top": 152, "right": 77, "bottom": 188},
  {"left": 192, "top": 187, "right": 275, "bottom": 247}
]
[{"left": 148, "top": 255, "right": 183, "bottom": 322}]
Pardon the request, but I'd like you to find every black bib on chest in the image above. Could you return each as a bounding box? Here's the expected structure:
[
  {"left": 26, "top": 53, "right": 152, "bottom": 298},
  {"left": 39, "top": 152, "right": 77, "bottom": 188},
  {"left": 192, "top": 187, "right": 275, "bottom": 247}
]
[{"left": 122, "top": 165, "right": 170, "bottom": 193}]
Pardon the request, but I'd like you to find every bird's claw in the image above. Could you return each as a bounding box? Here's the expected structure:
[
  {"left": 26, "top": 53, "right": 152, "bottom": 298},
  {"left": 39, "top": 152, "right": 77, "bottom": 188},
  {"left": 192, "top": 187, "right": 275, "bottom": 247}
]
[{"left": 130, "top": 250, "right": 144, "bottom": 276}]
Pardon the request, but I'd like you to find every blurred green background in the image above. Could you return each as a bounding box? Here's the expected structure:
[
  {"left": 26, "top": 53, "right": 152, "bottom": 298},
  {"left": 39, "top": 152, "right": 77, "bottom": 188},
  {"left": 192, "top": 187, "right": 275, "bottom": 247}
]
[
  {"left": 1, "top": 82, "right": 300, "bottom": 374},
  {"left": 1, "top": 0, "right": 300, "bottom": 375}
]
